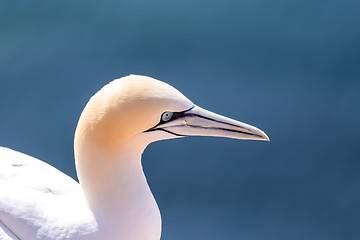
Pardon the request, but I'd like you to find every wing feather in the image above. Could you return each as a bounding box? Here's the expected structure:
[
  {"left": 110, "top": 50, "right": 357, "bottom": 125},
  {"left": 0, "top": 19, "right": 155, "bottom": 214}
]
[{"left": 0, "top": 147, "right": 89, "bottom": 239}]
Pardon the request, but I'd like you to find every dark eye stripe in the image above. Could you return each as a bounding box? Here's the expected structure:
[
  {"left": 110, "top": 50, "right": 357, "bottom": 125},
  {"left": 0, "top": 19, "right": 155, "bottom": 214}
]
[
  {"left": 157, "top": 106, "right": 193, "bottom": 124},
  {"left": 149, "top": 106, "right": 195, "bottom": 129},
  {"left": 144, "top": 106, "right": 197, "bottom": 136}
]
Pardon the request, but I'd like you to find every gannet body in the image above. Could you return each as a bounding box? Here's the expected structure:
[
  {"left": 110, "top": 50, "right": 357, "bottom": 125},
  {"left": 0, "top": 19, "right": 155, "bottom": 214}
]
[{"left": 0, "top": 75, "right": 269, "bottom": 240}]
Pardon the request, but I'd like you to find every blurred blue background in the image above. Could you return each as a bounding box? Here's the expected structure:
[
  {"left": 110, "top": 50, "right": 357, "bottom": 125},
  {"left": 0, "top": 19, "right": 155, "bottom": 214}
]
[{"left": 1, "top": 0, "right": 360, "bottom": 239}]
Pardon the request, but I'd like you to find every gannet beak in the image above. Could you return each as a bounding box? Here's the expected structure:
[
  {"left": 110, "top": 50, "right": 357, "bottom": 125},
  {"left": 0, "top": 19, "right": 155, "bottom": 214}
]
[{"left": 148, "top": 106, "right": 269, "bottom": 141}]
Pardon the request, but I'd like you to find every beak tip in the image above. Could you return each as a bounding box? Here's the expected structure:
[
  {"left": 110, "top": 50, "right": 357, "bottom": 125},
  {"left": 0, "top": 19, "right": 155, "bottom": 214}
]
[{"left": 258, "top": 131, "right": 270, "bottom": 142}]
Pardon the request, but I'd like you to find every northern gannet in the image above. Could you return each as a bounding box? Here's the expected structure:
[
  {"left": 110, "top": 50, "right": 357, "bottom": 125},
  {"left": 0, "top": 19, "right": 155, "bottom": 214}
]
[{"left": 0, "top": 75, "right": 269, "bottom": 240}]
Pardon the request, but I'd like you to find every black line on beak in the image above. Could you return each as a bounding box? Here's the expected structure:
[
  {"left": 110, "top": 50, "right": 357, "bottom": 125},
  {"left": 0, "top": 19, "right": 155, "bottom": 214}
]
[{"left": 144, "top": 128, "right": 188, "bottom": 137}]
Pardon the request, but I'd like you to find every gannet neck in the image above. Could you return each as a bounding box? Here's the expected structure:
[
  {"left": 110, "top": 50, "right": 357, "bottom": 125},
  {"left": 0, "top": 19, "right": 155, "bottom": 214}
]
[{"left": 74, "top": 136, "right": 161, "bottom": 239}]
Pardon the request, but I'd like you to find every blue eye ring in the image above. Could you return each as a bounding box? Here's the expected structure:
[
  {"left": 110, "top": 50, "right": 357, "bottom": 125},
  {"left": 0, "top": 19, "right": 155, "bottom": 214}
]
[{"left": 161, "top": 111, "right": 173, "bottom": 122}]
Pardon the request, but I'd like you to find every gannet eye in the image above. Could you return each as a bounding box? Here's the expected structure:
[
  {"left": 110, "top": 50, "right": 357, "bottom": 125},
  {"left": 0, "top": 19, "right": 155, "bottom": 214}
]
[{"left": 161, "top": 111, "right": 173, "bottom": 122}]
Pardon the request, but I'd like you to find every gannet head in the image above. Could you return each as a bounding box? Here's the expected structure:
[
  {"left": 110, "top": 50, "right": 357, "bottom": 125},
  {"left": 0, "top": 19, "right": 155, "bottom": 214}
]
[
  {"left": 75, "top": 75, "right": 268, "bottom": 153},
  {"left": 74, "top": 74, "right": 269, "bottom": 234}
]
